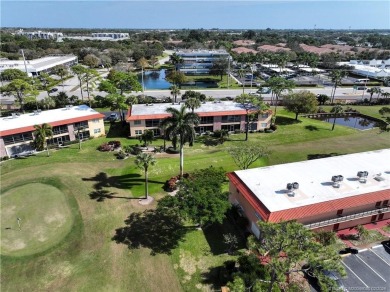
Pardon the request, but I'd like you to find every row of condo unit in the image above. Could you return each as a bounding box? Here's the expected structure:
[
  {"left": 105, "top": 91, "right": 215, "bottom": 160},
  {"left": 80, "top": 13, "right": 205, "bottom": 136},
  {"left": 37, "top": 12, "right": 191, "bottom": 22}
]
[
  {"left": 127, "top": 101, "right": 272, "bottom": 137},
  {"left": 0, "top": 101, "right": 272, "bottom": 158}
]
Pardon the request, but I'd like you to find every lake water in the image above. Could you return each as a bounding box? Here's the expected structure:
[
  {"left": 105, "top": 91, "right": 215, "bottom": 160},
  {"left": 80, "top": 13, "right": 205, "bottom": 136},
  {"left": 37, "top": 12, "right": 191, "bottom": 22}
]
[
  {"left": 138, "top": 69, "right": 217, "bottom": 90},
  {"left": 313, "top": 114, "right": 383, "bottom": 130}
]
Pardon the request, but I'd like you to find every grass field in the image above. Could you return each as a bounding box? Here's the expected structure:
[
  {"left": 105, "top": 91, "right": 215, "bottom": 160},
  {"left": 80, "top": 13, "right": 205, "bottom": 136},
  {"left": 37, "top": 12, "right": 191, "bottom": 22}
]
[{"left": 1, "top": 108, "right": 389, "bottom": 291}]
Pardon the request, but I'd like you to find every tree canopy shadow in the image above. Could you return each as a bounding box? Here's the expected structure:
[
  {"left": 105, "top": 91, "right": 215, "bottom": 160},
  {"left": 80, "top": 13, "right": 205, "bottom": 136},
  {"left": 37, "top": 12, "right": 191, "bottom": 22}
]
[
  {"left": 112, "top": 209, "right": 187, "bottom": 255},
  {"left": 307, "top": 153, "right": 343, "bottom": 160},
  {"left": 202, "top": 217, "right": 247, "bottom": 256},
  {"left": 201, "top": 261, "right": 235, "bottom": 290},
  {"left": 89, "top": 189, "right": 136, "bottom": 202},
  {"left": 276, "top": 116, "right": 302, "bottom": 125},
  {"left": 305, "top": 125, "right": 319, "bottom": 131},
  {"left": 82, "top": 172, "right": 163, "bottom": 190}
]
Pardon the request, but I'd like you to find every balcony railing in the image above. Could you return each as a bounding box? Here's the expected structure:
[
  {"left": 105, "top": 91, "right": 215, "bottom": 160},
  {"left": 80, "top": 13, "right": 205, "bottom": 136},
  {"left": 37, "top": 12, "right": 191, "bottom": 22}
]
[{"left": 305, "top": 206, "right": 390, "bottom": 229}]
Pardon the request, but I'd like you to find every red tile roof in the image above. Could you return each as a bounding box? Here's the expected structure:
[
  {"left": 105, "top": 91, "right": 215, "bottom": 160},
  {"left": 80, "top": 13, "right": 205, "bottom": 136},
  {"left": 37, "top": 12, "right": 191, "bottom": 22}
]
[{"left": 227, "top": 172, "right": 390, "bottom": 223}]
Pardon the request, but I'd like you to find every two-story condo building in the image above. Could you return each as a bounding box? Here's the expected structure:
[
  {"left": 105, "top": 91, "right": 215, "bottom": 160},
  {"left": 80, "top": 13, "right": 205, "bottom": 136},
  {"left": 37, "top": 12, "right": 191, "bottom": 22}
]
[
  {"left": 227, "top": 149, "right": 390, "bottom": 237},
  {"left": 126, "top": 101, "right": 272, "bottom": 137},
  {"left": 0, "top": 105, "right": 105, "bottom": 158},
  {"left": 176, "top": 49, "right": 231, "bottom": 75}
]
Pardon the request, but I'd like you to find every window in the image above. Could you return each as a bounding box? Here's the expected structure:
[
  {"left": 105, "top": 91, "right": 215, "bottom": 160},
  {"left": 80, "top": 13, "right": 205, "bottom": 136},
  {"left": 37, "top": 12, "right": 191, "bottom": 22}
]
[
  {"left": 254, "top": 212, "right": 262, "bottom": 221},
  {"left": 261, "top": 113, "right": 269, "bottom": 118},
  {"left": 261, "top": 123, "right": 268, "bottom": 128},
  {"left": 74, "top": 121, "right": 88, "bottom": 129},
  {"left": 3, "top": 132, "right": 34, "bottom": 145},
  {"left": 94, "top": 128, "right": 101, "bottom": 134},
  {"left": 221, "top": 115, "right": 241, "bottom": 123},
  {"left": 145, "top": 119, "right": 160, "bottom": 127},
  {"left": 92, "top": 119, "right": 99, "bottom": 123},
  {"left": 52, "top": 125, "right": 68, "bottom": 135},
  {"left": 337, "top": 209, "right": 343, "bottom": 216},
  {"left": 135, "top": 130, "right": 143, "bottom": 135},
  {"left": 134, "top": 120, "right": 141, "bottom": 125},
  {"left": 200, "top": 116, "right": 214, "bottom": 124},
  {"left": 375, "top": 201, "right": 382, "bottom": 208}
]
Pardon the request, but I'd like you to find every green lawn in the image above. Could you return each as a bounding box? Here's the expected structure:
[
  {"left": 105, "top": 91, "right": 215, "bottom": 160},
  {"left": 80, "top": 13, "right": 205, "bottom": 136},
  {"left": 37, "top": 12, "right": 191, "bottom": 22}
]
[{"left": 1, "top": 107, "right": 389, "bottom": 291}]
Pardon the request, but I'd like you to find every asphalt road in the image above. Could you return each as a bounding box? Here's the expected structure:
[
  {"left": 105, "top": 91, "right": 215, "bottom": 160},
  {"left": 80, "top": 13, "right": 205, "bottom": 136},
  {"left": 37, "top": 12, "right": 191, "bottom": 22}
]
[{"left": 1, "top": 72, "right": 389, "bottom": 103}]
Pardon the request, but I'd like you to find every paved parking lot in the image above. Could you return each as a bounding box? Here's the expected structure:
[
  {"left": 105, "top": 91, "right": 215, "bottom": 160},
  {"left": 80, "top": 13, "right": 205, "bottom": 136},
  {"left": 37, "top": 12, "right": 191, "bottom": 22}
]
[{"left": 340, "top": 242, "right": 390, "bottom": 291}]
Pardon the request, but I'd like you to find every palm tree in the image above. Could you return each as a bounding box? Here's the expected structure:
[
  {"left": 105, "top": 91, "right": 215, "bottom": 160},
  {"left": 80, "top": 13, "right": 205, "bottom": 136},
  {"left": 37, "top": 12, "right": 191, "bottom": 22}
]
[
  {"left": 71, "top": 65, "right": 87, "bottom": 102},
  {"left": 184, "top": 97, "right": 201, "bottom": 113},
  {"left": 54, "top": 65, "right": 68, "bottom": 89},
  {"left": 137, "top": 57, "right": 149, "bottom": 96},
  {"left": 170, "top": 85, "right": 181, "bottom": 103},
  {"left": 329, "top": 70, "right": 346, "bottom": 104},
  {"left": 160, "top": 105, "right": 199, "bottom": 177},
  {"left": 264, "top": 77, "right": 295, "bottom": 123},
  {"left": 169, "top": 53, "right": 184, "bottom": 71},
  {"left": 33, "top": 123, "right": 53, "bottom": 157},
  {"left": 237, "top": 66, "right": 246, "bottom": 94},
  {"left": 330, "top": 105, "right": 344, "bottom": 131},
  {"left": 134, "top": 153, "right": 156, "bottom": 200}
]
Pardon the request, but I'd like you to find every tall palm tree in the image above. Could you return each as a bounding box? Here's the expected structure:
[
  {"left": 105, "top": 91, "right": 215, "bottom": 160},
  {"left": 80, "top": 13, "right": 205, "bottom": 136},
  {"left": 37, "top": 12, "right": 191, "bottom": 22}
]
[
  {"left": 264, "top": 77, "right": 295, "bottom": 123},
  {"left": 169, "top": 53, "right": 184, "bottom": 71},
  {"left": 134, "top": 153, "right": 156, "bottom": 200},
  {"left": 184, "top": 97, "right": 201, "bottom": 113},
  {"left": 237, "top": 66, "right": 246, "bottom": 94},
  {"left": 137, "top": 57, "right": 149, "bottom": 96},
  {"left": 71, "top": 65, "right": 87, "bottom": 102},
  {"left": 33, "top": 123, "right": 53, "bottom": 157},
  {"left": 170, "top": 85, "right": 181, "bottom": 103},
  {"left": 330, "top": 105, "right": 344, "bottom": 131},
  {"left": 329, "top": 70, "right": 346, "bottom": 104},
  {"left": 160, "top": 105, "right": 199, "bottom": 177}
]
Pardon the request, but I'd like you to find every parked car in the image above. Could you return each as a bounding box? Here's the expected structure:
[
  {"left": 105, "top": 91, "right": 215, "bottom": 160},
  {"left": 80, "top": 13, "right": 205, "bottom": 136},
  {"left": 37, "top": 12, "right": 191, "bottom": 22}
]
[
  {"left": 105, "top": 113, "right": 118, "bottom": 121},
  {"left": 257, "top": 87, "right": 271, "bottom": 94}
]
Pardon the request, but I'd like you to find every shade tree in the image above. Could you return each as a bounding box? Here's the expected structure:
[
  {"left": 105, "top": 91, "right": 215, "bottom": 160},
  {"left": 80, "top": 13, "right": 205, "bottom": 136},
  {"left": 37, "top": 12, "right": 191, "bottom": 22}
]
[
  {"left": 227, "top": 142, "right": 270, "bottom": 170},
  {"left": 234, "top": 93, "right": 269, "bottom": 141},
  {"left": 283, "top": 90, "right": 318, "bottom": 120}
]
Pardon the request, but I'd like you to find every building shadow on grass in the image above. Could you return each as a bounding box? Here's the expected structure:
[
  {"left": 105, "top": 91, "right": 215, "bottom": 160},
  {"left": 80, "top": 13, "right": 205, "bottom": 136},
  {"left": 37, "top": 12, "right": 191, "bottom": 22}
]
[
  {"left": 275, "top": 116, "right": 301, "bottom": 125},
  {"left": 89, "top": 189, "right": 137, "bottom": 202},
  {"left": 82, "top": 172, "right": 163, "bottom": 190},
  {"left": 112, "top": 209, "right": 187, "bottom": 255},
  {"left": 105, "top": 122, "right": 130, "bottom": 138},
  {"left": 307, "top": 153, "right": 343, "bottom": 160}
]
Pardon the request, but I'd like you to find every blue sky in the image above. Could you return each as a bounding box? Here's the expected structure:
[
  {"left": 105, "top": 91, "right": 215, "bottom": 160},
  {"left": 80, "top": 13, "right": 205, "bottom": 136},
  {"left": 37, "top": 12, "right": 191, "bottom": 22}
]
[{"left": 2, "top": 1, "right": 389, "bottom": 29}]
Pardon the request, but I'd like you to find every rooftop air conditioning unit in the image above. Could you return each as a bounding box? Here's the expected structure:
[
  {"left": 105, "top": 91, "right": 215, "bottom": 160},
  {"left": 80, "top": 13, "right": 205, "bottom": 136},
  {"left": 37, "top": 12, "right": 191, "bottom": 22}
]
[
  {"left": 11, "top": 113, "right": 18, "bottom": 118},
  {"left": 65, "top": 105, "right": 72, "bottom": 110},
  {"left": 331, "top": 175, "right": 344, "bottom": 188},
  {"left": 374, "top": 173, "right": 385, "bottom": 182},
  {"left": 286, "top": 182, "right": 299, "bottom": 197},
  {"left": 357, "top": 171, "right": 368, "bottom": 183}
]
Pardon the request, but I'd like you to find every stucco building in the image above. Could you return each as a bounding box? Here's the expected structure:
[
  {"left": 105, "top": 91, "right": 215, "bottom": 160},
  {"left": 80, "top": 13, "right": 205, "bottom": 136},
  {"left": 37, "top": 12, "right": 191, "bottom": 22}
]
[
  {"left": 126, "top": 101, "right": 272, "bottom": 137},
  {"left": 0, "top": 105, "right": 105, "bottom": 158},
  {"left": 227, "top": 150, "right": 390, "bottom": 237}
]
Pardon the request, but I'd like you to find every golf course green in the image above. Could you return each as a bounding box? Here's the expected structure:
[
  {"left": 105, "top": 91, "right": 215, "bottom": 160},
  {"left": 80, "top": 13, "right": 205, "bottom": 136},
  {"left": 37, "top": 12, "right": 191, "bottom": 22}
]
[{"left": 1, "top": 183, "right": 74, "bottom": 257}]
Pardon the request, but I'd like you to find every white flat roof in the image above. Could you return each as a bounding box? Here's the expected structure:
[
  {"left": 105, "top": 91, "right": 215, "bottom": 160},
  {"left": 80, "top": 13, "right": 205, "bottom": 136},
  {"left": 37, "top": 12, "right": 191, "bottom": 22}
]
[
  {"left": 0, "top": 105, "right": 101, "bottom": 134},
  {"left": 130, "top": 101, "right": 250, "bottom": 116},
  {"left": 234, "top": 149, "right": 390, "bottom": 212},
  {"left": 0, "top": 55, "right": 77, "bottom": 73}
]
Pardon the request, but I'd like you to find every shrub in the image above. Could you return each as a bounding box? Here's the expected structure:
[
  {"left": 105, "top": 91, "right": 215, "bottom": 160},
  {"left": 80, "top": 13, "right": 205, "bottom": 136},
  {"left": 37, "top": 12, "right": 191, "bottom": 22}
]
[
  {"left": 107, "top": 140, "right": 121, "bottom": 149},
  {"left": 166, "top": 146, "right": 180, "bottom": 154},
  {"left": 98, "top": 143, "right": 113, "bottom": 152},
  {"left": 116, "top": 150, "right": 127, "bottom": 159},
  {"left": 265, "top": 129, "right": 274, "bottom": 133},
  {"left": 270, "top": 124, "right": 278, "bottom": 131}
]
